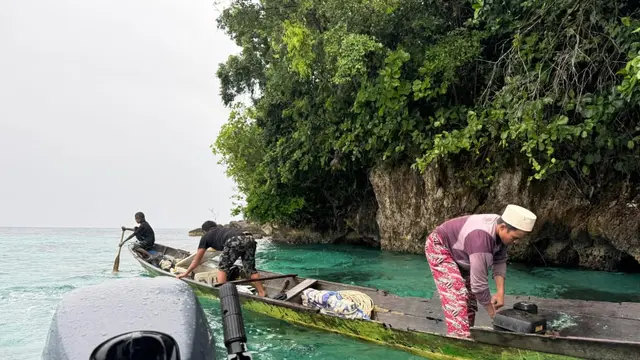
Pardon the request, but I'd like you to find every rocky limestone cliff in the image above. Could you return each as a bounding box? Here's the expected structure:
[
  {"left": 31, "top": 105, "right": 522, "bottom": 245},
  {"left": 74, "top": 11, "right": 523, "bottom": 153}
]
[{"left": 370, "top": 163, "right": 640, "bottom": 272}]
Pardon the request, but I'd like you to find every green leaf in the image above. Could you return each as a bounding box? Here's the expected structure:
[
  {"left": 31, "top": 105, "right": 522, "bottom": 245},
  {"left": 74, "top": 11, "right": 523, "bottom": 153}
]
[
  {"left": 584, "top": 154, "right": 594, "bottom": 165},
  {"left": 556, "top": 116, "right": 569, "bottom": 125},
  {"left": 211, "top": 0, "right": 640, "bottom": 226}
]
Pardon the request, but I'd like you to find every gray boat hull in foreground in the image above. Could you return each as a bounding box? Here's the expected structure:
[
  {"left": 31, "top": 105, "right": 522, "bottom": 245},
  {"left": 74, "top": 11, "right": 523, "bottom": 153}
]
[{"left": 42, "top": 276, "right": 216, "bottom": 360}]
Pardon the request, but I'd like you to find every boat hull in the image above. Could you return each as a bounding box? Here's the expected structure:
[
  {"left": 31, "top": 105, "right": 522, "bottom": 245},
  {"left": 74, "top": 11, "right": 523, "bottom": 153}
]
[{"left": 131, "top": 247, "right": 584, "bottom": 360}]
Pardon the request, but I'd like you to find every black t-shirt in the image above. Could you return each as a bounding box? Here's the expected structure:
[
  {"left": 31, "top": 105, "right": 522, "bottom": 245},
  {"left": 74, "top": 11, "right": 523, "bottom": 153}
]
[
  {"left": 134, "top": 221, "right": 155, "bottom": 245},
  {"left": 198, "top": 227, "right": 243, "bottom": 251}
]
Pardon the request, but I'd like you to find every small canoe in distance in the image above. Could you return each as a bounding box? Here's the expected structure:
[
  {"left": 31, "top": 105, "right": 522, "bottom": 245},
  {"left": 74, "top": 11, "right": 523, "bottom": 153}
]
[{"left": 129, "top": 243, "right": 640, "bottom": 360}]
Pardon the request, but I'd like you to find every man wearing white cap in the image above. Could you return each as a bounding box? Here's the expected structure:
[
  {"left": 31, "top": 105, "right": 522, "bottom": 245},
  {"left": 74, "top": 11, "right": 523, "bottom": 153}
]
[{"left": 424, "top": 204, "right": 537, "bottom": 338}]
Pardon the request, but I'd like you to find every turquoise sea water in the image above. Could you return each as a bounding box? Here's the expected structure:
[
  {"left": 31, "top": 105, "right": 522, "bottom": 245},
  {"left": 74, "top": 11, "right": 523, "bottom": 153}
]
[{"left": 2, "top": 227, "right": 640, "bottom": 360}]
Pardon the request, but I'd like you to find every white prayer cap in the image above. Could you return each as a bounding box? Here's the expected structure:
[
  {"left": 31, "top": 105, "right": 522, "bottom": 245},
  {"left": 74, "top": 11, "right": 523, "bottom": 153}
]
[{"left": 501, "top": 204, "right": 537, "bottom": 232}]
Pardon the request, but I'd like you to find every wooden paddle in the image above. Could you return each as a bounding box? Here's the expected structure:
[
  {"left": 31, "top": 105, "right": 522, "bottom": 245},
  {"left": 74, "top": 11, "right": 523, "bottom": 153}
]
[{"left": 112, "top": 229, "right": 126, "bottom": 273}]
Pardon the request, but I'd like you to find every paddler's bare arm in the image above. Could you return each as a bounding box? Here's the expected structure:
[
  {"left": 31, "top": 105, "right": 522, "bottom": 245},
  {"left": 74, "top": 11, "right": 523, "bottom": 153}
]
[
  {"left": 176, "top": 248, "right": 206, "bottom": 279},
  {"left": 121, "top": 226, "right": 137, "bottom": 241}
]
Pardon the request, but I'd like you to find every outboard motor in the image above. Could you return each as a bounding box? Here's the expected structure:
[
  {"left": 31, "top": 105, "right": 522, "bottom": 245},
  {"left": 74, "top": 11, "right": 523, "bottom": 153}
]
[
  {"left": 493, "top": 301, "right": 548, "bottom": 334},
  {"left": 42, "top": 277, "right": 217, "bottom": 360}
]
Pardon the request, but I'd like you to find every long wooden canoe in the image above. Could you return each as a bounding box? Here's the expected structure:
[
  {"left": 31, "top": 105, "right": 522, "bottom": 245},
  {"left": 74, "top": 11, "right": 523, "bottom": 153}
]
[{"left": 129, "top": 243, "right": 640, "bottom": 360}]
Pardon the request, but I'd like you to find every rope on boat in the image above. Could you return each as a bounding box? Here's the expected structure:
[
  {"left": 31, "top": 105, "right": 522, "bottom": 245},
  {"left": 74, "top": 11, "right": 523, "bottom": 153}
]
[{"left": 338, "top": 290, "right": 374, "bottom": 317}]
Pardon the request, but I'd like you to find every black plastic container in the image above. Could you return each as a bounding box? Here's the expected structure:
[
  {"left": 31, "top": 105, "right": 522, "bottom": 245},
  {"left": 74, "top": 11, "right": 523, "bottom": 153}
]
[
  {"left": 513, "top": 301, "right": 538, "bottom": 314},
  {"left": 493, "top": 308, "right": 547, "bottom": 334}
]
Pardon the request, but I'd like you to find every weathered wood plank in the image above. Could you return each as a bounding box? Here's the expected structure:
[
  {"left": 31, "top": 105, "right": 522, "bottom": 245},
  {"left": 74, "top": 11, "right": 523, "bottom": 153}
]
[
  {"left": 371, "top": 294, "right": 640, "bottom": 342},
  {"left": 375, "top": 310, "right": 446, "bottom": 334},
  {"left": 285, "top": 278, "right": 318, "bottom": 301},
  {"left": 475, "top": 308, "right": 640, "bottom": 340},
  {"left": 433, "top": 292, "right": 640, "bottom": 322},
  {"left": 372, "top": 293, "right": 442, "bottom": 318},
  {"left": 502, "top": 294, "right": 640, "bottom": 321},
  {"left": 470, "top": 327, "right": 640, "bottom": 360},
  {"left": 432, "top": 292, "right": 640, "bottom": 321}
]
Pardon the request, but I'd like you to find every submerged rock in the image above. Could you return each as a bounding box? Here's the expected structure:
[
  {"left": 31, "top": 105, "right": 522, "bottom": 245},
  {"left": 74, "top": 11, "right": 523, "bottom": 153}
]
[
  {"left": 267, "top": 195, "right": 381, "bottom": 248},
  {"left": 268, "top": 225, "right": 380, "bottom": 248},
  {"left": 188, "top": 220, "right": 267, "bottom": 239},
  {"left": 188, "top": 228, "right": 204, "bottom": 237}
]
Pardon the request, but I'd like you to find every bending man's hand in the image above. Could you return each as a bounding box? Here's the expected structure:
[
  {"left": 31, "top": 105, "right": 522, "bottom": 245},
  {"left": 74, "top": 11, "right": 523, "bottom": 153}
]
[
  {"left": 491, "top": 292, "right": 505, "bottom": 310},
  {"left": 484, "top": 303, "right": 496, "bottom": 319}
]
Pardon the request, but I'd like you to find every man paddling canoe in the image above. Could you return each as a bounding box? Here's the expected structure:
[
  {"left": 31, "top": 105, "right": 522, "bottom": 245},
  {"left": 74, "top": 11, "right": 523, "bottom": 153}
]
[
  {"left": 121, "top": 211, "right": 155, "bottom": 258},
  {"left": 176, "top": 220, "right": 266, "bottom": 297},
  {"left": 425, "top": 204, "right": 537, "bottom": 338}
]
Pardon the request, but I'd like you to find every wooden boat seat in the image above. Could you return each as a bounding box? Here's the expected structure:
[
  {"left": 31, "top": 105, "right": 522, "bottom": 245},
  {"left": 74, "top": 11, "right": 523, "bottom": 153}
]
[{"left": 285, "top": 278, "right": 317, "bottom": 301}]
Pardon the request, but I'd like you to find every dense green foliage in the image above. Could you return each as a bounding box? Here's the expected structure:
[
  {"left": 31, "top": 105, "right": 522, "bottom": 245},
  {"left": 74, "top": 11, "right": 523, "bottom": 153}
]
[{"left": 212, "top": 0, "right": 640, "bottom": 227}]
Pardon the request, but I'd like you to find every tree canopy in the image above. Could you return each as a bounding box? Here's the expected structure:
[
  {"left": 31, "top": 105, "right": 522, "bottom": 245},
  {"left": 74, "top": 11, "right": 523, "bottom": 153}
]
[{"left": 212, "top": 0, "right": 640, "bottom": 229}]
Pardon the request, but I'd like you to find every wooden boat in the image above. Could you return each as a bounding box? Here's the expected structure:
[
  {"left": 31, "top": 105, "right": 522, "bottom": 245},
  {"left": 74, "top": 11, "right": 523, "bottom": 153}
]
[{"left": 129, "top": 243, "right": 640, "bottom": 360}]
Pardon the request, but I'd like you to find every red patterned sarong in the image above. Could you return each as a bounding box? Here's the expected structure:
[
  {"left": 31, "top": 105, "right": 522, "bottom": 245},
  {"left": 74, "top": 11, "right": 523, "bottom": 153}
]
[{"left": 424, "top": 231, "right": 478, "bottom": 338}]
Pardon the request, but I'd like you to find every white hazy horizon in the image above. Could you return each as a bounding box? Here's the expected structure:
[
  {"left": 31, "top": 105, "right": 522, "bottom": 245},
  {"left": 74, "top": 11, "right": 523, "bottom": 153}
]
[{"left": 0, "top": 0, "right": 244, "bottom": 228}]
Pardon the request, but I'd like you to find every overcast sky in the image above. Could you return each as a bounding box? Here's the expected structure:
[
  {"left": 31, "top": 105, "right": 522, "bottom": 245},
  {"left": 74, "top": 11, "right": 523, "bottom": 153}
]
[{"left": 0, "top": 0, "right": 243, "bottom": 228}]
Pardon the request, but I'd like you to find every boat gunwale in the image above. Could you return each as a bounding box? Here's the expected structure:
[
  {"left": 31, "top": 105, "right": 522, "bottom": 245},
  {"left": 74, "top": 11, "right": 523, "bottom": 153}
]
[
  {"left": 127, "top": 242, "right": 640, "bottom": 360},
  {"left": 471, "top": 327, "right": 640, "bottom": 346},
  {"left": 128, "top": 244, "right": 325, "bottom": 314}
]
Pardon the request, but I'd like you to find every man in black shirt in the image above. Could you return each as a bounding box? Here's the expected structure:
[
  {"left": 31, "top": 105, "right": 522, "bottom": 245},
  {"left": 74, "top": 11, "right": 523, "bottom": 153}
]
[
  {"left": 122, "top": 212, "right": 155, "bottom": 257},
  {"left": 176, "top": 220, "right": 266, "bottom": 297}
]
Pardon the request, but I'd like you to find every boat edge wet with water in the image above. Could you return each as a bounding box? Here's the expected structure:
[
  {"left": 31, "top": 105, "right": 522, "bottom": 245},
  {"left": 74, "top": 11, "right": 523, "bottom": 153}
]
[{"left": 129, "top": 243, "right": 640, "bottom": 360}]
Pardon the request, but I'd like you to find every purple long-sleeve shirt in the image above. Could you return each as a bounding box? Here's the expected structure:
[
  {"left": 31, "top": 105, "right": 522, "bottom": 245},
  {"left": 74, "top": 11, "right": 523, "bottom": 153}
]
[{"left": 435, "top": 214, "right": 507, "bottom": 306}]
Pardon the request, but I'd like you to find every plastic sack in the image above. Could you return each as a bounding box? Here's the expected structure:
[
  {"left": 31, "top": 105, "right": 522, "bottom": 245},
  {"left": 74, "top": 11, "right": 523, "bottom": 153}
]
[{"left": 301, "top": 288, "right": 370, "bottom": 320}]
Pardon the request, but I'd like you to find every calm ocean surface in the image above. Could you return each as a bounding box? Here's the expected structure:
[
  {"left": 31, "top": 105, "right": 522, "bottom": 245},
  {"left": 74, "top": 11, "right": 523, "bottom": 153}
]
[{"left": 2, "top": 227, "right": 640, "bottom": 359}]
